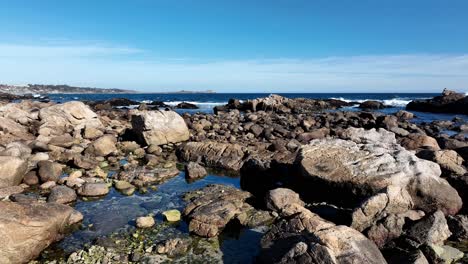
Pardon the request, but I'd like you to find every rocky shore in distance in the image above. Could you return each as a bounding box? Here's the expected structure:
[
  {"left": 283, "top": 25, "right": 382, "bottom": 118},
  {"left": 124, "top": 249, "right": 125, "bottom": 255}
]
[{"left": 0, "top": 90, "right": 467, "bottom": 263}]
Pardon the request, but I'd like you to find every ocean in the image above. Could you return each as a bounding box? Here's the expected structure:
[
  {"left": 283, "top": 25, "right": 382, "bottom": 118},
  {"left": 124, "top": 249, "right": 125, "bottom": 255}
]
[{"left": 47, "top": 92, "right": 468, "bottom": 124}]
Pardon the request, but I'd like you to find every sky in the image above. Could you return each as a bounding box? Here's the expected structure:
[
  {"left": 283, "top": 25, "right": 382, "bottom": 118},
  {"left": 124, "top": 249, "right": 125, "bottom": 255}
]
[{"left": 0, "top": 0, "right": 467, "bottom": 93}]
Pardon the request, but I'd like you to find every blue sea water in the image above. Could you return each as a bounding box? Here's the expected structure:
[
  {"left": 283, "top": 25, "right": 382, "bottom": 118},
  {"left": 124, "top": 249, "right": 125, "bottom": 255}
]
[{"left": 47, "top": 92, "right": 468, "bottom": 123}]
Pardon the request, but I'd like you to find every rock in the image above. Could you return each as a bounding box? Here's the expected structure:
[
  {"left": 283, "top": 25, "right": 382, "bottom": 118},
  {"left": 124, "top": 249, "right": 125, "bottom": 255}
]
[
  {"left": 351, "top": 186, "right": 413, "bottom": 232},
  {"left": 0, "top": 142, "right": 32, "bottom": 157},
  {"left": 297, "top": 128, "right": 330, "bottom": 142},
  {"left": 258, "top": 189, "right": 387, "bottom": 264},
  {"left": 156, "top": 238, "right": 190, "bottom": 257},
  {"left": 77, "top": 183, "right": 109, "bottom": 197},
  {"left": 0, "top": 201, "right": 81, "bottom": 264},
  {"left": 40, "top": 180, "right": 56, "bottom": 190},
  {"left": 421, "top": 244, "right": 464, "bottom": 264},
  {"left": 177, "top": 141, "right": 245, "bottom": 171},
  {"left": 400, "top": 133, "right": 441, "bottom": 150},
  {"left": 185, "top": 162, "right": 208, "bottom": 180},
  {"left": 119, "top": 141, "right": 140, "bottom": 153},
  {"left": 86, "top": 135, "right": 117, "bottom": 156},
  {"left": 395, "top": 110, "right": 414, "bottom": 120},
  {"left": 417, "top": 149, "right": 466, "bottom": 176},
  {"left": 446, "top": 215, "right": 468, "bottom": 241},
  {"left": 48, "top": 134, "right": 75, "bottom": 148},
  {"left": 0, "top": 186, "right": 24, "bottom": 199},
  {"left": 83, "top": 126, "right": 104, "bottom": 140},
  {"left": 0, "top": 156, "right": 27, "bottom": 188},
  {"left": 365, "top": 214, "right": 405, "bottom": 248},
  {"left": 136, "top": 216, "right": 155, "bottom": 228},
  {"left": 183, "top": 184, "right": 252, "bottom": 237},
  {"left": 162, "top": 209, "right": 181, "bottom": 222},
  {"left": 131, "top": 110, "right": 189, "bottom": 146},
  {"left": 297, "top": 128, "right": 462, "bottom": 215},
  {"left": 337, "top": 127, "right": 396, "bottom": 144},
  {"left": 265, "top": 188, "right": 304, "bottom": 215},
  {"left": 407, "top": 210, "right": 451, "bottom": 246},
  {"left": 114, "top": 180, "right": 135, "bottom": 196},
  {"left": 175, "top": 102, "right": 198, "bottom": 109},
  {"left": 39, "top": 101, "right": 103, "bottom": 136},
  {"left": 359, "top": 100, "right": 386, "bottom": 109},
  {"left": 48, "top": 186, "right": 77, "bottom": 204},
  {"left": 407, "top": 89, "right": 468, "bottom": 115},
  {"left": 37, "top": 160, "right": 63, "bottom": 182}
]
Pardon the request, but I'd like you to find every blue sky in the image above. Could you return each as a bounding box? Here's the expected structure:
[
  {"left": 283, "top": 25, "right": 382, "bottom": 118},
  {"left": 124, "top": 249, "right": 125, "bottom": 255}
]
[{"left": 0, "top": 0, "right": 467, "bottom": 92}]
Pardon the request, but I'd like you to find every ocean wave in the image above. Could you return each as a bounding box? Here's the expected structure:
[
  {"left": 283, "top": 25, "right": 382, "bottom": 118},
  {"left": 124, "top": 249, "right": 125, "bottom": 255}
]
[
  {"left": 330, "top": 97, "right": 430, "bottom": 107},
  {"left": 163, "top": 101, "right": 226, "bottom": 108}
]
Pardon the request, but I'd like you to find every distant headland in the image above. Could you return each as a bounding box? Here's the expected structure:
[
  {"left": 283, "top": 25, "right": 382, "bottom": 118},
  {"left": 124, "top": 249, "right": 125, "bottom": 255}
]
[{"left": 0, "top": 84, "right": 217, "bottom": 94}]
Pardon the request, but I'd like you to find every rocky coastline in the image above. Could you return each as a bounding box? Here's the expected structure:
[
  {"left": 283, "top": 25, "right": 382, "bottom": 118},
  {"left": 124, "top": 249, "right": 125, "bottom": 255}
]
[{"left": 0, "top": 90, "right": 467, "bottom": 263}]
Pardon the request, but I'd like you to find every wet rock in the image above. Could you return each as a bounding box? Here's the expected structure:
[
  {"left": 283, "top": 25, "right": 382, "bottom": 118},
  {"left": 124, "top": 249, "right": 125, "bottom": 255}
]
[
  {"left": 183, "top": 184, "right": 252, "bottom": 237},
  {"left": 163, "top": 209, "right": 181, "bottom": 222},
  {"left": 131, "top": 109, "right": 189, "bottom": 146},
  {"left": 185, "top": 162, "right": 207, "bottom": 180},
  {"left": 114, "top": 180, "right": 136, "bottom": 196},
  {"left": 395, "top": 110, "right": 414, "bottom": 120},
  {"left": 297, "top": 128, "right": 462, "bottom": 215},
  {"left": 48, "top": 185, "right": 77, "bottom": 204},
  {"left": 136, "top": 215, "right": 155, "bottom": 228},
  {"left": 400, "top": 133, "right": 440, "bottom": 150},
  {"left": 177, "top": 141, "right": 245, "bottom": 171},
  {"left": 37, "top": 160, "right": 63, "bottom": 182},
  {"left": 359, "top": 100, "right": 386, "bottom": 109},
  {"left": 175, "top": 102, "right": 198, "bottom": 109},
  {"left": 86, "top": 134, "right": 117, "bottom": 157},
  {"left": 156, "top": 238, "right": 190, "bottom": 257},
  {"left": 407, "top": 88, "right": 468, "bottom": 115},
  {"left": 77, "top": 182, "right": 109, "bottom": 197},
  {"left": 446, "top": 215, "right": 468, "bottom": 241},
  {"left": 0, "top": 156, "right": 28, "bottom": 188},
  {"left": 0, "top": 201, "right": 82, "bottom": 264}
]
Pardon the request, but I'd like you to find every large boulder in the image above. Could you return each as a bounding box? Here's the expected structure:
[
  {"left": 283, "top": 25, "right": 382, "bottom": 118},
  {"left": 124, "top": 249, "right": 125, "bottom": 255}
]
[
  {"left": 183, "top": 184, "right": 273, "bottom": 237},
  {"left": 406, "top": 88, "right": 468, "bottom": 115},
  {"left": 259, "top": 188, "right": 387, "bottom": 264},
  {"left": 359, "top": 100, "right": 386, "bottom": 109},
  {"left": 177, "top": 141, "right": 245, "bottom": 171},
  {"left": 400, "top": 133, "right": 440, "bottom": 151},
  {"left": 0, "top": 156, "right": 28, "bottom": 188},
  {"left": 38, "top": 101, "right": 103, "bottom": 136},
  {"left": 85, "top": 135, "right": 117, "bottom": 157},
  {"left": 0, "top": 201, "right": 82, "bottom": 263},
  {"left": 131, "top": 110, "right": 189, "bottom": 146},
  {"left": 184, "top": 162, "right": 208, "bottom": 180},
  {"left": 296, "top": 128, "right": 462, "bottom": 215}
]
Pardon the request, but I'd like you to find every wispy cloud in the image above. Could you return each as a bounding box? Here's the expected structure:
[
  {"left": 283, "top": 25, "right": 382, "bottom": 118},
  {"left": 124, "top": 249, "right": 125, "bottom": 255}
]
[{"left": 0, "top": 42, "right": 467, "bottom": 92}]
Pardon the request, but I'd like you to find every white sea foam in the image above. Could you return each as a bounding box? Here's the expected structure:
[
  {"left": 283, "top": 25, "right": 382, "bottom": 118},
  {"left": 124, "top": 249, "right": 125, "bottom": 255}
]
[
  {"left": 163, "top": 101, "right": 226, "bottom": 108},
  {"left": 330, "top": 97, "right": 430, "bottom": 107}
]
